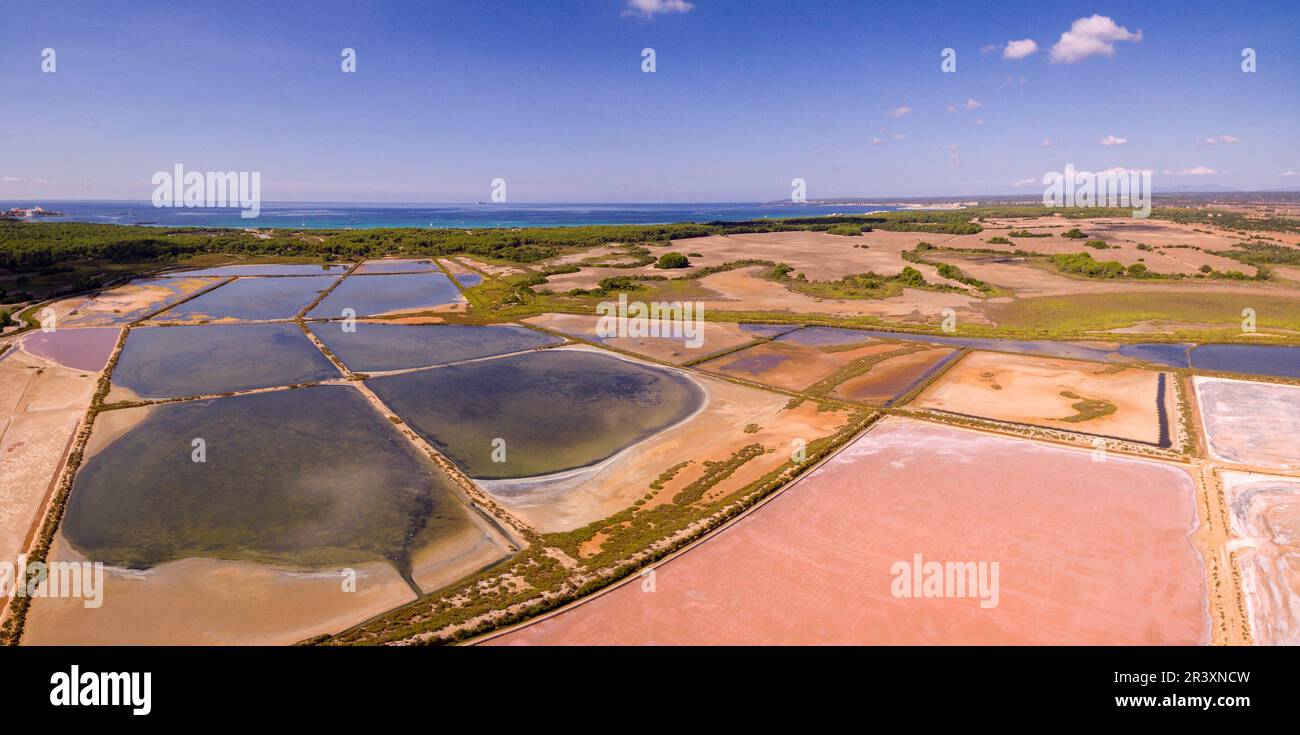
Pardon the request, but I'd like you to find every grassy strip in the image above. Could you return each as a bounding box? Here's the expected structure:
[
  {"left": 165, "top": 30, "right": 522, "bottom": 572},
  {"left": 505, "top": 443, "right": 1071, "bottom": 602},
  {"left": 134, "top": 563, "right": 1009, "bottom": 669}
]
[
  {"left": 1173, "top": 372, "right": 1200, "bottom": 457},
  {"left": 671, "top": 444, "right": 765, "bottom": 505}
]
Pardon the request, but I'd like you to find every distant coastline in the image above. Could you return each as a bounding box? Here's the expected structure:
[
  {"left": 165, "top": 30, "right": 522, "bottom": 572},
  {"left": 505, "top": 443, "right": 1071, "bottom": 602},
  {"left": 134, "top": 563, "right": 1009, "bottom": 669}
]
[{"left": 0, "top": 201, "right": 903, "bottom": 230}]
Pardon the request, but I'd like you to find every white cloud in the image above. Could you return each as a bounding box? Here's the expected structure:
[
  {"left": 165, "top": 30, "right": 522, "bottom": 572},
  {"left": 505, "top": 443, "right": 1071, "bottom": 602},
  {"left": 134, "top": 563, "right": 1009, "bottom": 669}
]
[
  {"left": 1002, "top": 39, "right": 1039, "bottom": 60},
  {"left": 1012, "top": 178, "right": 1039, "bottom": 187},
  {"left": 888, "top": 106, "right": 912, "bottom": 118},
  {"left": 1100, "top": 135, "right": 1128, "bottom": 146},
  {"left": 1165, "top": 166, "right": 1219, "bottom": 176},
  {"left": 1281, "top": 171, "right": 1300, "bottom": 177},
  {"left": 980, "top": 44, "right": 999, "bottom": 54},
  {"left": 1041, "top": 138, "right": 1053, "bottom": 147},
  {"left": 872, "top": 138, "right": 883, "bottom": 146},
  {"left": 1, "top": 176, "right": 21, "bottom": 183},
  {"left": 974, "top": 118, "right": 985, "bottom": 126},
  {"left": 1204, "top": 134, "right": 1240, "bottom": 144},
  {"left": 964, "top": 98, "right": 983, "bottom": 110},
  {"left": 1049, "top": 15, "right": 1142, "bottom": 64},
  {"left": 622, "top": 0, "right": 694, "bottom": 17},
  {"left": 891, "top": 133, "right": 907, "bottom": 140},
  {"left": 943, "top": 144, "right": 960, "bottom": 168}
]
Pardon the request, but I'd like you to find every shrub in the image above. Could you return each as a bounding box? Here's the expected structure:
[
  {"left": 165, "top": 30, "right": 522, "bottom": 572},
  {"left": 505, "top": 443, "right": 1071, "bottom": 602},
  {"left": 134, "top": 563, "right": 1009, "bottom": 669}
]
[
  {"left": 1062, "top": 228, "right": 1088, "bottom": 239},
  {"left": 1051, "top": 252, "right": 1126, "bottom": 278},
  {"left": 1084, "top": 240, "right": 1110, "bottom": 249},
  {"left": 987, "top": 236, "right": 1011, "bottom": 245},
  {"left": 655, "top": 252, "right": 690, "bottom": 269},
  {"left": 896, "top": 266, "right": 926, "bottom": 286}
]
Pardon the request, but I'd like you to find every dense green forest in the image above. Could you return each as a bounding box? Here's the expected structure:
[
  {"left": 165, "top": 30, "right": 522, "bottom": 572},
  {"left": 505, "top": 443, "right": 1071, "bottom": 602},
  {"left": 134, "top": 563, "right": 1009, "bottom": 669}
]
[{"left": 0, "top": 210, "right": 987, "bottom": 278}]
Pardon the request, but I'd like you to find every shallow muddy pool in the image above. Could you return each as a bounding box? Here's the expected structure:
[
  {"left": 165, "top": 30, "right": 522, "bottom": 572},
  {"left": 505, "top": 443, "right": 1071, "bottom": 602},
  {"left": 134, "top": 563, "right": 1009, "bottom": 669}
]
[
  {"left": 63, "top": 385, "right": 473, "bottom": 583},
  {"left": 61, "top": 277, "right": 223, "bottom": 325},
  {"left": 308, "top": 273, "right": 462, "bottom": 318},
  {"left": 309, "top": 322, "right": 560, "bottom": 372},
  {"left": 111, "top": 323, "right": 338, "bottom": 398},
  {"left": 21, "top": 327, "right": 120, "bottom": 371},
  {"left": 368, "top": 349, "right": 706, "bottom": 479},
  {"left": 154, "top": 276, "right": 338, "bottom": 322}
]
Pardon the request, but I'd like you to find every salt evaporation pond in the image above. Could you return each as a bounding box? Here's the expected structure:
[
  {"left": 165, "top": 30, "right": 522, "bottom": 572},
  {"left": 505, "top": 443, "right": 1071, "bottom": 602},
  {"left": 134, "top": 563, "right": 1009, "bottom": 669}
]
[
  {"left": 308, "top": 273, "right": 462, "bottom": 318},
  {"left": 368, "top": 349, "right": 706, "bottom": 479},
  {"left": 21, "top": 327, "right": 120, "bottom": 371},
  {"left": 309, "top": 322, "right": 561, "bottom": 372},
  {"left": 63, "top": 385, "right": 472, "bottom": 581},
  {"left": 154, "top": 276, "right": 338, "bottom": 322},
  {"left": 355, "top": 259, "right": 440, "bottom": 274},
  {"left": 111, "top": 323, "right": 337, "bottom": 399}
]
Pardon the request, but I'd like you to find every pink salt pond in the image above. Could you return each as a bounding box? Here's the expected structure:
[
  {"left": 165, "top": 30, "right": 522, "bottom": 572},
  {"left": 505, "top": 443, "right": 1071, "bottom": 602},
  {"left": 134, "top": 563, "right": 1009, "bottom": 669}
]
[{"left": 22, "top": 327, "right": 120, "bottom": 372}]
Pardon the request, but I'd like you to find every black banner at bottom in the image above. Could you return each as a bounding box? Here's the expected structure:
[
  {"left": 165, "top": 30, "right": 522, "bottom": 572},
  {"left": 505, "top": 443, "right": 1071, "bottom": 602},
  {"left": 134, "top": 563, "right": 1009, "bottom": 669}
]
[{"left": 0, "top": 645, "right": 1282, "bottom": 722}]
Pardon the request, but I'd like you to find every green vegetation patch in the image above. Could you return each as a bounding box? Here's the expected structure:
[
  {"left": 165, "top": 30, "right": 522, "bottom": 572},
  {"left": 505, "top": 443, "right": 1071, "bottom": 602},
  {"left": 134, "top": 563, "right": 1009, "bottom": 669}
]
[
  {"left": 1056, "top": 391, "right": 1118, "bottom": 423},
  {"left": 655, "top": 252, "right": 691, "bottom": 269}
]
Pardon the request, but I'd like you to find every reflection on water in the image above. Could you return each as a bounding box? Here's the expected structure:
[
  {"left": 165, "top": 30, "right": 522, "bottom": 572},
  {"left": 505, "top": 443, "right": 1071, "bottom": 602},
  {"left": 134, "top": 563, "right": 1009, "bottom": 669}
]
[
  {"left": 64, "top": 386, "right": 471, "bottom": 586},
  {"left": 112, "top": 323, "right": 337, "bottom": 398},
  {"left": 309, "top": 322, "right": 560, "bottom": 373},
  {"left": 308, "top": 273, "right": 462, "bottom": 318},
  {"left": 1191, "top": 344, "right": 1300, "bottom": 378},
  {"left": 368, "top": 350, "right": 706, "bottom": 479},
  {"left": 155, "top": 276, "right": 338, "bottom": 322}
]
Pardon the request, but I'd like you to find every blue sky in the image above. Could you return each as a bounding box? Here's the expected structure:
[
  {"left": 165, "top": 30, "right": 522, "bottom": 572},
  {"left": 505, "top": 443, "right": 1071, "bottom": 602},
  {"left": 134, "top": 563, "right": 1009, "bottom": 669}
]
[{"left": 2, "top": 0, "right": 1297, "bottom": 201}]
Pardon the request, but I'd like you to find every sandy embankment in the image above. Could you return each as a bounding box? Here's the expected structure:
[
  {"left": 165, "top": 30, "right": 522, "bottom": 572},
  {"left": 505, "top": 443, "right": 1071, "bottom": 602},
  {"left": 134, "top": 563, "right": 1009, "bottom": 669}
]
[
  {"left": 22, "top": 535, "right": 417, "bottom": 646},
  {"left": 0, "top": 351, "right": 97, "bottom": 566}
]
